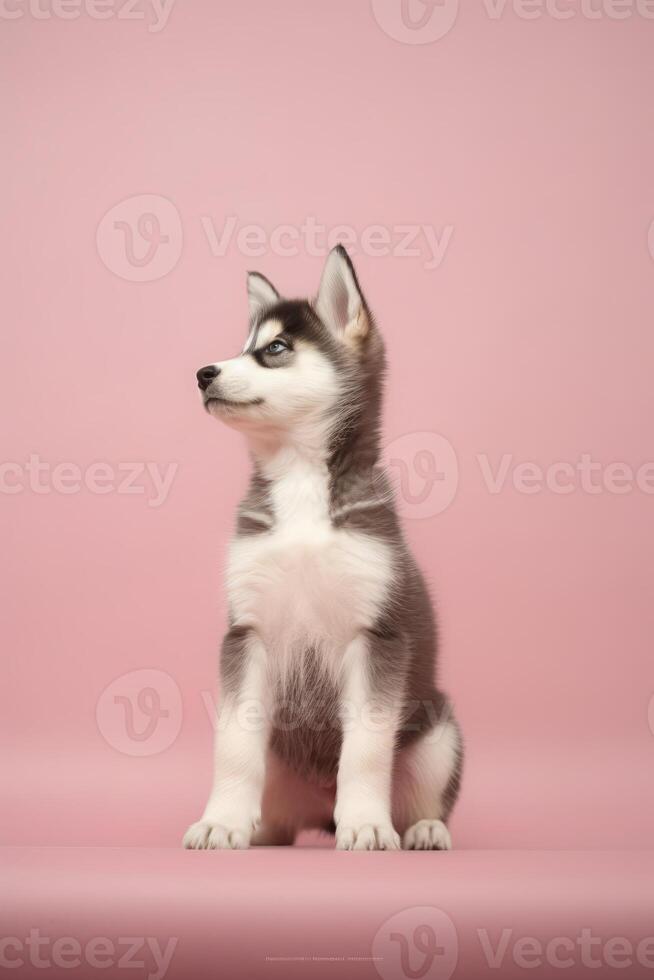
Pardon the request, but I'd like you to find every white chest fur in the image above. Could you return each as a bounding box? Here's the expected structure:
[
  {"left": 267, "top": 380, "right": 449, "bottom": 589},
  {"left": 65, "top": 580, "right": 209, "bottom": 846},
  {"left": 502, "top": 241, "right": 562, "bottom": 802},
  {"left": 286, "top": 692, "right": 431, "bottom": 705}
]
[{"left": 226, "top": 456, "right": 394, "bottom": 665}]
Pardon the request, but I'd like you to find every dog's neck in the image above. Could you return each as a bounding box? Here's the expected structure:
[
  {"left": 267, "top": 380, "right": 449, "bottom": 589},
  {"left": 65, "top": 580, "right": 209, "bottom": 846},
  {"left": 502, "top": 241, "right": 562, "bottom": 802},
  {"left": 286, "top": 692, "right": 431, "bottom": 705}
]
[{"left": 244, "top": 404, "right": 383, "bottom": 523}]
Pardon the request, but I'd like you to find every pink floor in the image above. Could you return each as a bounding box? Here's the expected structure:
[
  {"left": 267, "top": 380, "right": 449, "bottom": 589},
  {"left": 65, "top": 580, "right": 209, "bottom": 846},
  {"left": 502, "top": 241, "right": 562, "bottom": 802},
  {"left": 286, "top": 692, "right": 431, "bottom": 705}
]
[
  {"left": 3, "top": 847, "right": 654, "bottom": 980},
  {"left": 3, "top": 742, "right": 654, "bottom": 979}
]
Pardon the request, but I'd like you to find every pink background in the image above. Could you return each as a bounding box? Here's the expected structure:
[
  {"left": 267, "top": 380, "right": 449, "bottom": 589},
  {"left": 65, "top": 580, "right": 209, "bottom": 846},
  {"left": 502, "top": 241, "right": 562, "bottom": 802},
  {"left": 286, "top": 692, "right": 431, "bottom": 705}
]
[{"left": 2, "top": 0, "right": 654, "bottom": 859}]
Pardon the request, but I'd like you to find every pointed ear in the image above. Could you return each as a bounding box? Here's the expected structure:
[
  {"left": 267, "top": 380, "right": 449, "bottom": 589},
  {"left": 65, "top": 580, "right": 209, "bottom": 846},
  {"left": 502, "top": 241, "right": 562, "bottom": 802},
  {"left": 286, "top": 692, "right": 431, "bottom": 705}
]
[
  {"left": 314, "top": 245, "right": 370, "bottom": 346},
  {"left": 247, "top": 272, "right": 280, "bottom": 321}
]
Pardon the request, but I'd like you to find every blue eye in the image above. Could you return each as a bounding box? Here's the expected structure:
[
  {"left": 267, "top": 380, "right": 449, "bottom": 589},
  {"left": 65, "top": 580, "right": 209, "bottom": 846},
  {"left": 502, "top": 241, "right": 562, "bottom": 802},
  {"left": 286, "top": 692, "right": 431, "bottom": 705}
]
[{"left": 266, "top": 340, "right": 287, "bottom": 355}]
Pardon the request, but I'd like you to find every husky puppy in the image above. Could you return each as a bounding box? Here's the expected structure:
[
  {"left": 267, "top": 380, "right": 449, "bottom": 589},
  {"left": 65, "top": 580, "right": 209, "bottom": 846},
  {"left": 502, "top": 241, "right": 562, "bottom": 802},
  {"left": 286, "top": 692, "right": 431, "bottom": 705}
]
[{"left": 184, "top": 246, "right": 462, "bottom": 851}]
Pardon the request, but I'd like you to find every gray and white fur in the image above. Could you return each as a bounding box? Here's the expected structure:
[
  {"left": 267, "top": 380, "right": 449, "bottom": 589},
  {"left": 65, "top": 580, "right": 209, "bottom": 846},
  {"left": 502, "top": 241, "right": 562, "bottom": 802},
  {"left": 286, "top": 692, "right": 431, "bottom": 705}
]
[{"left": 184, "top": 245, "right": 463, "bottom": 851}]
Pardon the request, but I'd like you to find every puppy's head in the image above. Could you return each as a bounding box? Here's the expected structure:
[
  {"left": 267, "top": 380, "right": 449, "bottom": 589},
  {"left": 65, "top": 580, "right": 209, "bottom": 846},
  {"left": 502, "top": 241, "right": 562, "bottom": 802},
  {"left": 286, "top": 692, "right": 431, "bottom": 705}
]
[{"left": 196, "top": 246, "right": 383, "bottom": 442}]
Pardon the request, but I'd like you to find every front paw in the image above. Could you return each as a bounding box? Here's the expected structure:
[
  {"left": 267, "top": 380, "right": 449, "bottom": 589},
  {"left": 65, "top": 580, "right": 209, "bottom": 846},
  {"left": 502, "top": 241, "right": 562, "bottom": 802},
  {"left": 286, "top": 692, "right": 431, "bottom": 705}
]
[
  {"left": 402, "top": 819, "right": 452, "bottom": 851},
  {"left": 335, "top": 822, "right": 400, "bottom": 851},
  {"left": 183, "top": 819, "right": 255, "bottom": 850}
]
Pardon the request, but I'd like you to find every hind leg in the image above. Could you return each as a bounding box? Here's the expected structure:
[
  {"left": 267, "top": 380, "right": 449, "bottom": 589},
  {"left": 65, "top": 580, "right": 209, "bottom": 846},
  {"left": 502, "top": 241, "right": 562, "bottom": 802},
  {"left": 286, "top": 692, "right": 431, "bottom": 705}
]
[{"left": 392, "top": 716, "right": 463, "bottom": 851}]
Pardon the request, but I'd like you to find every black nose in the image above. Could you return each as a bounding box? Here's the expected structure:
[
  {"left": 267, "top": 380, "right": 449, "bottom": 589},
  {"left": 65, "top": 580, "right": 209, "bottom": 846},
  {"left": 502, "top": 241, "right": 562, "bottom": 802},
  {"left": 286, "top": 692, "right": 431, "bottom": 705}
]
[{"left": 196, "top": 365, "right": 220, "bottom": 391}]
